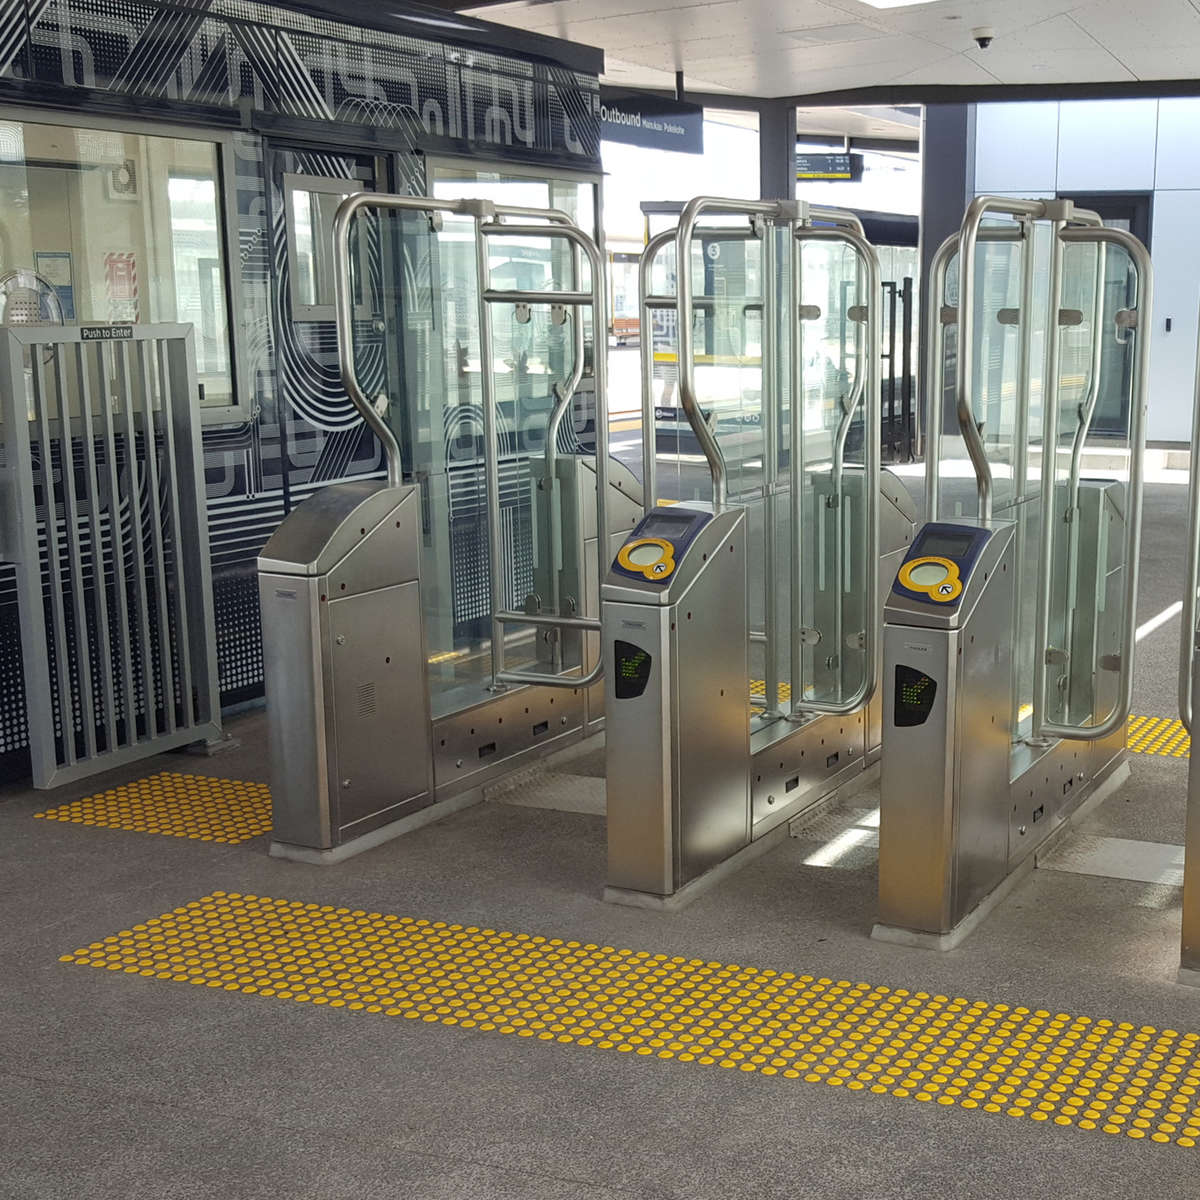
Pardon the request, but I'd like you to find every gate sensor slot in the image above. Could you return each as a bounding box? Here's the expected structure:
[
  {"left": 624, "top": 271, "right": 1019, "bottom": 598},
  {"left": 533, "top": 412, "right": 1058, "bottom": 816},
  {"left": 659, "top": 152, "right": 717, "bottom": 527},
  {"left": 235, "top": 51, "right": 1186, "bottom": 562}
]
[
  {"left": 478, "top": 741, "right": 497, "bottom": 759},
  {"left": 531, "top": 720, "right": 549, "bottom": 737},
  {"left": 785, "top": 774, "right": 800, "bottom": 793}
]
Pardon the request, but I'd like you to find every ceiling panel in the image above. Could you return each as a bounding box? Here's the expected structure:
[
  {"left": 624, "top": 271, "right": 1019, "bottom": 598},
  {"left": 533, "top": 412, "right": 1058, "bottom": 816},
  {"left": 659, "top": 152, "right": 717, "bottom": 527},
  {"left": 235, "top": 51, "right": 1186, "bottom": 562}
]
[
  {"left": 468, "top": 0, "right": 1200, "bottom": 94},
  {"left": 1074, "top": 0, "right": 1200, "bottom": 48},
  {"left": 961, "top": 46, "right": 1138, "bottom": 84}
]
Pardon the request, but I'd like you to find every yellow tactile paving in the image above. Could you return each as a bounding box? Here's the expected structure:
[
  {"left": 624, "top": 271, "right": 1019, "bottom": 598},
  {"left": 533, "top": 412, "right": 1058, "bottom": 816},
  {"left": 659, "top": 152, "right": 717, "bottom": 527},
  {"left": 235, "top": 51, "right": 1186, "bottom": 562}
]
[
  {"left": 34, "top": 773, "right": 271, "bottom": 844},
  {"left": 63, "top": 891, "right": 1200, "bottom": 1150},
  {"left": 1128, "top": 716, "right": 1190, "bottom": 759}
]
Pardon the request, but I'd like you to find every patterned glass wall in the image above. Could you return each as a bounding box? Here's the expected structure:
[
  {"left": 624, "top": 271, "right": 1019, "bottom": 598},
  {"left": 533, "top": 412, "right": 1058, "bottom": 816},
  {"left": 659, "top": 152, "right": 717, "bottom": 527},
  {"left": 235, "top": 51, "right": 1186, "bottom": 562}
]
[{"left": 0, "top": 0, "right": 601, "bottom": 780}]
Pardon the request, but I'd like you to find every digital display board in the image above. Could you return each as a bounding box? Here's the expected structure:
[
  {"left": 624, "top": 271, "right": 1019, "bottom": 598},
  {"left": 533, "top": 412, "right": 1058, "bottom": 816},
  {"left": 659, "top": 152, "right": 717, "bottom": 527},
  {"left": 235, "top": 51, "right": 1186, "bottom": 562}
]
[{"left": 918, "top": 529, "right": 977, "bottom": 560}]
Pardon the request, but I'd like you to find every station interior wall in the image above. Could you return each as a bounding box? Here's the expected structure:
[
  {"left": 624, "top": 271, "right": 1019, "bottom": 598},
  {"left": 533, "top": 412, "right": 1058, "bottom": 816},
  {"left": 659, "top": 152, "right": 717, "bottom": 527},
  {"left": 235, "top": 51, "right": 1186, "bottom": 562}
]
[{"left": 974, "top": 98, "right": 1200, "bottom": 443}]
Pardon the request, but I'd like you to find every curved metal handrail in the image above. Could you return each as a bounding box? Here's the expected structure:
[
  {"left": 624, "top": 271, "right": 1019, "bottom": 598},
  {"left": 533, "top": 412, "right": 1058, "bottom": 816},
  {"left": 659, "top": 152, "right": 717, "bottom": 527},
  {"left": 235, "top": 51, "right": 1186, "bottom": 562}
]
[
  {"left": 955, "top": 197, "right": 1051, "bottom": 520},
  {"left": 675, "top": 197, "right": 782, "bottom": 512}
]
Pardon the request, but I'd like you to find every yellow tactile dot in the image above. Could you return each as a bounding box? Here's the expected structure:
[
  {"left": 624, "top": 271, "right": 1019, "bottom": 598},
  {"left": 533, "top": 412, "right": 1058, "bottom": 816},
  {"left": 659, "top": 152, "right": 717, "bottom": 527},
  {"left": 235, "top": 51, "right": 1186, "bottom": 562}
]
[
  {"left": 1127, "top": 715, "right": 1190, "bottom": 758},
  {"left": 59, "top": 892, "right": 1200, "bottom": 1155},
  {"left": 33, "top": 772, "right": 271, "bottom": 844}
]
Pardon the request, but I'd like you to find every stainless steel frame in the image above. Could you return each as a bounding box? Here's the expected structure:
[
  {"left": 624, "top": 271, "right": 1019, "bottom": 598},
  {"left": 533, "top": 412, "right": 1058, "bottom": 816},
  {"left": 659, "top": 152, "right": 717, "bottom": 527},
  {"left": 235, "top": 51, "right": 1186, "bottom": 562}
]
[
  {"left": 332, "top": 192, "right": 609, "bottom": 693},
  {"left": 0, "top": 324, "right": 222, "bottom": 787}
]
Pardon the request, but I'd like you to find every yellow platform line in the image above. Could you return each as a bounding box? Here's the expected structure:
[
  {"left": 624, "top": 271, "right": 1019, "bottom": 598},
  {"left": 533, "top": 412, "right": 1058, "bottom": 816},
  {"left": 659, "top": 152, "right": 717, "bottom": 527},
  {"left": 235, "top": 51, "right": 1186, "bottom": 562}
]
[
  {"left": 34, "top": 772, "right": 271, "bottom": 844},
  {"left": 63, "top": 891, "right": 1200, "bottom": 1149},
  {"left": 1128, "top": 716, "right": 1191, "bottom": 759}
]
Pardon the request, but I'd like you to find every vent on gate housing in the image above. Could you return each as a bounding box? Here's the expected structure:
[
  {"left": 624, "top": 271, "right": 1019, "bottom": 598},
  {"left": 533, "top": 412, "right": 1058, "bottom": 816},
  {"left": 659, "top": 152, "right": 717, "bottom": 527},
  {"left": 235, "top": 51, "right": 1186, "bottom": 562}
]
[{"left": 356, "top": 681, "right": 377, "bottom": 718}]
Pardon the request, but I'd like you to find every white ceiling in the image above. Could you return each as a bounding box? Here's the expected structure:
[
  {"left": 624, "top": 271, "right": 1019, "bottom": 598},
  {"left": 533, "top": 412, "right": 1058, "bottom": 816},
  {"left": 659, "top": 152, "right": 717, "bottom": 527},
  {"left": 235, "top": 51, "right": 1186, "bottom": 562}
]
[
  {"left": 466, "top": 0, "right": 1200, "bottom": 97},
  {"left": 795, "top": 103, "right": 920, "bottom": 141}
]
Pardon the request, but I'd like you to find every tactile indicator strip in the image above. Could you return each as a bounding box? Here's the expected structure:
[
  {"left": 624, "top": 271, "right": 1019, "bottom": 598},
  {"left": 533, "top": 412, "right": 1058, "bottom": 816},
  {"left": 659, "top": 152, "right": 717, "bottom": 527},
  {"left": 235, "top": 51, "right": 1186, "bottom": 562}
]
[
  {"left": 1128, "top": 716, "right": 1190, "bottom": 759},
  {"left": 63, "top": 892, "right": 1200, "bottom": 1149},
  {"left": 34, "top": 773, "right": 271, "bottom": 844}
]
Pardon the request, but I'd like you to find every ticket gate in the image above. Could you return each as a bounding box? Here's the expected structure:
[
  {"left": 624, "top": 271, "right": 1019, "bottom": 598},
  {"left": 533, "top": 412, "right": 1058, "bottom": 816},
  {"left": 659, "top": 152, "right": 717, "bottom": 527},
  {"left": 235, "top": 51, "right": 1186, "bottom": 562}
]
[
  {"left": 601, "top": 196, "right": 915, "bottom": 906},
  {"left": 876, "top": 197, "right": 1151, "bottom": 947},
  {"left": 259, "top": 195, "right": 642, "bottom": 861}
]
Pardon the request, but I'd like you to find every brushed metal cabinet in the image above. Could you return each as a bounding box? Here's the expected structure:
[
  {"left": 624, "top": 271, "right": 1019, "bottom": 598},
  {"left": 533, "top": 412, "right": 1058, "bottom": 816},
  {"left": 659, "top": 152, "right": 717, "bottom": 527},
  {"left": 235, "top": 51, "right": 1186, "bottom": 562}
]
[
  {"left": 604, "top": 603, "right": 674, "bottom": 895},
  {"left": 603, "top": 510, "right": 748, "bottom": 896},
  {"left": 260, "top": 574, "right": 329, "bottom": 848},
  {"left": 878, "top": 525, "right": 1015, "bottom": 935},
  {"left": 951, "top": 546, "right": 1016, "bottom": 918},
  {"left": 327, "top": 582, "right": 431, "bottom": 836},
  {"left": 259, "top": 482, "right": 432, "bottom": 851},
  {"left": 879, "top": 623, "right": 959, "bottom": 932},
  {"left": 672, "top": 536, "right": 751, "bottom": 886}
]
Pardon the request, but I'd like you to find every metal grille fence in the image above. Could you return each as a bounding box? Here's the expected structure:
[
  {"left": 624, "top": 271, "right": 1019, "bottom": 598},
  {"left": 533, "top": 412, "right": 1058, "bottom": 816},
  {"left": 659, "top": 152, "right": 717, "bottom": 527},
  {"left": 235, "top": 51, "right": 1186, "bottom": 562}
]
[{"left": 0, "top": 325, "right": 221, "bottom": 788}]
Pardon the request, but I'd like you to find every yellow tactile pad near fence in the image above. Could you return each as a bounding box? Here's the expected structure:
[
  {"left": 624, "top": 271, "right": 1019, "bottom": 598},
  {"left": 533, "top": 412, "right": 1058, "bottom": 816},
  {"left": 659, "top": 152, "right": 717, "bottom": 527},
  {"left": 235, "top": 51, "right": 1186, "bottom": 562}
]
[
  {"left": 1128, "top": 716, "right": 1191, "bottom": 759},
  {"left": 34, "top": 773, "right": 271, "bottom": 844},
  {"left": 63, "top": 892, "right": 1200, "bottom": 1150}
]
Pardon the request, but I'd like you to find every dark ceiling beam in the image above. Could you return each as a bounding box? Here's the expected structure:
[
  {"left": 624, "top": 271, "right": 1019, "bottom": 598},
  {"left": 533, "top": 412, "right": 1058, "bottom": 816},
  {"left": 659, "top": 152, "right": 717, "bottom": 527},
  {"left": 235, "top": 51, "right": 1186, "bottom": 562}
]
[
  {"left": 621, "top": 76, "right": 1200, "bottom": 107},
  {"left": 777, "top": 77, "right": 1200, "bottom": 105},
  {"left": 795, "top": 133, "right": 919, "bottom": 152}
]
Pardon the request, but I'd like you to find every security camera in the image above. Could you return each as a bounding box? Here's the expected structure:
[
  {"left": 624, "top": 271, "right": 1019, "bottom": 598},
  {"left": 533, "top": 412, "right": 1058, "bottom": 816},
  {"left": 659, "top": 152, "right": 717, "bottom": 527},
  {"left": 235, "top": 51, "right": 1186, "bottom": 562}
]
[{"left": 972, "top": 26, "right": 994, "bottom": 49}]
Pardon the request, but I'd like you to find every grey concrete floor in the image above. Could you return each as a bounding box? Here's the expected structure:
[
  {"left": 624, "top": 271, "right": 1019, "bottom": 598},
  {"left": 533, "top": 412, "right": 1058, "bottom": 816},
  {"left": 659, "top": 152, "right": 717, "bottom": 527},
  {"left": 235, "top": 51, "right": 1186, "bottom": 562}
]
[{"left": 0, "top": 482, "right": 1196, "bottom": 1200}]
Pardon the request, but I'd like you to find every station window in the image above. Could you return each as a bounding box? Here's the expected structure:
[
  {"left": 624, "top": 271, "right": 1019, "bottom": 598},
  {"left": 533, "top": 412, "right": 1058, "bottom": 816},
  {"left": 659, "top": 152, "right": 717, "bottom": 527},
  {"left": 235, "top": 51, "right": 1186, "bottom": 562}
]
[
  {"left": 284, "top": 175, "right": 371, "bottom": 321},
  {"left": 0, "top": 118, "right": 236, "bottom": 412}
]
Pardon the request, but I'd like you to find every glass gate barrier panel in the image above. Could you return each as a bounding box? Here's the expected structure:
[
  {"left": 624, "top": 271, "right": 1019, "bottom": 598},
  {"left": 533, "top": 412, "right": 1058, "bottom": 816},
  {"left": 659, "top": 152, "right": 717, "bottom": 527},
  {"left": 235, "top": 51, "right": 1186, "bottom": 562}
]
[
  {"left": 643, "top": 202, "right": 881, "bottom": 739},
  {"left": 333, "top": 196, "right": 605, "bottom": 720},
  {"left": 794, "top": 234, "right": 873, "bottom": 715},
  {"left": 1035, "top": 231, "right": 1147, "bottom": 741}
]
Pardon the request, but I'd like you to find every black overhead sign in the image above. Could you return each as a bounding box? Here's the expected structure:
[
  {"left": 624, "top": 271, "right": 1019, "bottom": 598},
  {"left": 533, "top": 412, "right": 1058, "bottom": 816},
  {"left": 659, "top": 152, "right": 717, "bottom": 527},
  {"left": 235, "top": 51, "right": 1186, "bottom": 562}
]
[
  {"left": 796, "top": 153, "right": 863, "bottom": 181},
  {"left": 598, "top": 88, "right": 704, "bottom": 155}
]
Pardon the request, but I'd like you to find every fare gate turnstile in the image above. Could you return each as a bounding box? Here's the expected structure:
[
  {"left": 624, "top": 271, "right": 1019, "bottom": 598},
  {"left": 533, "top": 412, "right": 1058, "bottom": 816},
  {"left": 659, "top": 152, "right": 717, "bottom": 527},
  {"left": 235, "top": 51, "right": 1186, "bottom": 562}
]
[
  {"left": 601, "top": 195, "right": 915, "bottom": 906},
  {"left": 259, "top": 189, "right": 913, "bottom": 905},
  {"left": 876, "top": 197, "right": 1151, "bottom": 948}
]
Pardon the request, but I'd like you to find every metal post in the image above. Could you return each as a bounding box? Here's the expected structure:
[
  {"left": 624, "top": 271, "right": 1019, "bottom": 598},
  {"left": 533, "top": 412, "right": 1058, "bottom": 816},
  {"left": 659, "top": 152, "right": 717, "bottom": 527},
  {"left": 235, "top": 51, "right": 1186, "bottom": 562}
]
[
  {"left": 789, "top": 233, "right": 806, "bottom": 717},
  {"left": 639, "top": 229, "right": 676, "bottom": 512},
  {"left": 900, "top": 276, "right": 914, "bottom": 461},
  {"left": 923, "top": 235, "right": 956, "bottom": 522},
  {"left": 762, "top": 222, "right": 781, "bottom": 718},
  {"left": 1010, "top": 220, "right": 1037, "bottom": 736},
  {"left": 473, "top": 220, "right": 508, "bottom": 690}
]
